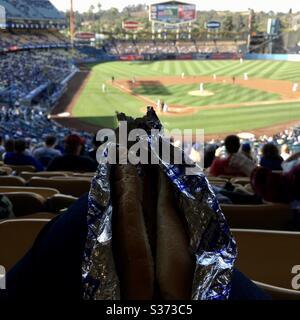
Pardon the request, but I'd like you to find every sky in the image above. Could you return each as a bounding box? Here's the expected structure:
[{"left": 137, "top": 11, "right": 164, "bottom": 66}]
[{"left": 50, "top": 0, "right": 300, "bottom": 13}]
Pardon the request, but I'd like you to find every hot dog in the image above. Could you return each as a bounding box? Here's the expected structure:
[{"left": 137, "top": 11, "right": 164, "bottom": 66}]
[
  {"left": 112, "top": 164, "right": 155, "bottom": 300},
  {"left": 156, "top": 170, "right": 195, "bottom": 300}
]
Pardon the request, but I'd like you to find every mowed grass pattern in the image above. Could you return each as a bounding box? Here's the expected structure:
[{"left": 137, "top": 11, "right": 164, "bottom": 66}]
[
  {"left": 133, "top": 83, "right": 280, "bottom": 107},
  {"left": 72, "top": 60, "right": 300, "bottom": 133}
]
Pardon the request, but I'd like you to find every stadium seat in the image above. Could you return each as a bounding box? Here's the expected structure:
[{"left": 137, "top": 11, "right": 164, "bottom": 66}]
[
  {"left": 0, "top": 186, "right": 59, "bottom": 199},
  {"left": 49, "top": 176, "right": 92, "bottom": 183},
  {"left": 0, "top": 176, "right": 26, "bottom": 186},
  {"left": 244, "top": 183, "right": 254, "bottom": 194},
  {"left": 0, "top": 218, "right": 50, "bottom": 271},
  {"left": 7, "top": 165, "right": 36, "bottom": 175},
  {"left": 4, "top": 192, "right": 46, "bottom": 217},
  {"left": 20, "top": 171, "right": 69, "bottom": 181},
  {"left": 253, "top": 281, "right": 300, "bottom": 300},
  {"left": 207, "top": 177, "right": 228, "bottom": 185},
  {"left": 49, "top": 176, "right": 92, "bottom": 180},
  {"left": 230, "top": 177, "right": 251, "bottom": 186},
  {"left": 232, "top": 229, "right": 300, "bottom": 297},
  {"left": 45, "top": 194, "right": 78, "bottom": 213},
  {"left": 221, "top": 203, "right": 292, "bottom": 230},
  {"left": 15, "top": 212, "right": 58, "bottom": 220},
  {"left": 28, "top": 177, "right": 91, "bottom": 197},
  {"left": 217, "top": 175, "right": 234, "bottom": 180},
  {"left": 71, "top": 172, "right": 95, "bottom": 178},
  {"left": 0, "top": 166, "right": 13, "bottom": 176}
]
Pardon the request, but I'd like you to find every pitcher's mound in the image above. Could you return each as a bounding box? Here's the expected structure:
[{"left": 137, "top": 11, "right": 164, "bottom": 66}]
[{"left": 189, "top": 90, "right": 215, "bottom": 97}]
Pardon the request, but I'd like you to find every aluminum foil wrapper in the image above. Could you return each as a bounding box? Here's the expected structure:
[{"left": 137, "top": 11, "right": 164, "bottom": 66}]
[{"left": 82, "top": 109, "right": 237, "bottom": 300}]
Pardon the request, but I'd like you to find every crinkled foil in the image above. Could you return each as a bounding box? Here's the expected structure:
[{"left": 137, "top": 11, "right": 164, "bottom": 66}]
[
  {"left": 162, "top": 164, "right": 236, "bottom": 300},
  {"left": 82, "top": 110, "right": 237, "bottom": 300},
  {"left": 82, "top": 163, "right": 120, "bottom": 300}
]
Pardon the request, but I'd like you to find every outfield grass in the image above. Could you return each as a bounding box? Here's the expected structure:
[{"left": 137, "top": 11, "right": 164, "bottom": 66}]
[{"left": 72, "top": 60, "right": 300, "bottom": 133}]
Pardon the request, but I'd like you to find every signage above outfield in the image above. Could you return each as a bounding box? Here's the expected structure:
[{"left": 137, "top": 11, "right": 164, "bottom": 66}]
[
  {"left": 150, "top": 1, "right": 197, "bottom": 25},
  {"left": 205, "top": 21, "right": 221, "bottom": 29},
  {"left": 122, "top": 21, "right": 143, "bottom": 31}
]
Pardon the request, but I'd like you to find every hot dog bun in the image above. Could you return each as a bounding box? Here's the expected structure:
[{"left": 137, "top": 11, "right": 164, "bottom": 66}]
[
  {"left": 112, "top": 164, "right": 154, "bottom": 300},
  {"left": 156, "top": 170, "right": 194, "bottom": 300}
]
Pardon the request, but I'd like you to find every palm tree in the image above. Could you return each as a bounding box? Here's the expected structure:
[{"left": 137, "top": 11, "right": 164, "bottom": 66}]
[
  {"left": 88, "top": 5, "right": 95, "bottom": 22},
  {"left": 97, "top": 2, "right": 101, "bottom": 12}
]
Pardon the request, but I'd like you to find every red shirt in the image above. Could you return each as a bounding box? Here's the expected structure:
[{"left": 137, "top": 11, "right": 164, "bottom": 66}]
[
  {"left": 251, "top": 164, "right": 300, "bottom": 203},
  {"left": 209, "top": 157, "right": 246, "bottom": 177}
]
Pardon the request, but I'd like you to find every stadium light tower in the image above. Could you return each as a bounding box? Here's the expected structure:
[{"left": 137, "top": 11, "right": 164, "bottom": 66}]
[
  {"left": 247, "top": 8, "right": 253, "bottom": 52},
  {"left": 70, "top": 0, "right": 75, "bottom": 45}
]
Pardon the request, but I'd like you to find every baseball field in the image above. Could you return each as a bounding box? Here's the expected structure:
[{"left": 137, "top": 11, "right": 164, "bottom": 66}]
[{"left": 57, "top": 60, "right": 300, "bottom": 139}]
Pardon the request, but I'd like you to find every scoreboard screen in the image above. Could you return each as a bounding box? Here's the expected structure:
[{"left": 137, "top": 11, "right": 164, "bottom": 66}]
[{"left": 150, "top": 2, "right": 196, "bottom": 24}]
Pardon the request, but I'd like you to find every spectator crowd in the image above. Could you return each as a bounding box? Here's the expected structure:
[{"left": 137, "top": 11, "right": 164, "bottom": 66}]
[
  {"left": 0, "top": 101, "right": 96, "bottom": 173},
  {"left": 103, "top": 39, "right": 247, "bottom": 56},
  {"left": 0, "top": 49, "right": 75, "bottom": 103}
]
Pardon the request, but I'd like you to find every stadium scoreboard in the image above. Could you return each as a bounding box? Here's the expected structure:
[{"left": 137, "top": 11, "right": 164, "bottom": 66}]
[{"left": 150, "top": 1, "right": 196, "bottom": 25}]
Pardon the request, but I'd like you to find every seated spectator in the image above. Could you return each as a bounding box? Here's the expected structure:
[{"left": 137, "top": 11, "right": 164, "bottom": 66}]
[
  {"left": 47, "top": 134, "right": 98, "bottom": 172},
  {"left": 241, "top": 143, "right": 255, "bottom": 162},
  {"left": 24, "top": 138, "right": 33, "bottom": 156},
  {"left": 33, "top": 135, "right": 62, "bottom": 167},
  {"left": 204, "top": 144, "right": 217, "bottom": 169},
  {"left": 209, "top": 135, "right": 245, "bottom": 177},
  {"left": 280, "top": 144, "right": 292, "bottom": 161},
  {"left": 229, "top": 152, "right": 300, "bottom": 203},
  {"left": 260, "top": 143, "right": 283, "bottom": 171},
  {"left": 4, "top": 139, "right": 43, "bottom": 171},
  {"left": 0, "top": 136, "right": 5, "bottom": 159},
  {"left": 87, "top": 134, "right": 102, "bottom": 162},
  {"left": 2, "top": 139, "right": 15, "bottom": 160},
  {"left": 0, "top": 194, "right": 14, "bottom": 219}
]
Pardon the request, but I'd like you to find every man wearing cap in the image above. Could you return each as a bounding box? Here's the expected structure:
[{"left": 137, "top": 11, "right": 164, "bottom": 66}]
[{"left": 47, "top": 134, "right": 98, "bottom": 172}]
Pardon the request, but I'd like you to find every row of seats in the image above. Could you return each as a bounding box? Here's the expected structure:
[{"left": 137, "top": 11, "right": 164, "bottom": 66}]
[
  {"left": 221, "top": 203, "right": 294, "bottom": 231},
  {"left": 0, "top": 167, "right": 299, "bottom": 299},
  {"left": 2, "top": 189, "right": 293, "bottom": 230},
  {"left": 0, "top": 30, "right": 68, "bottom": 51},
  {"left": 3, "top": 192, "right": 76, "bottom": 216},
  {"left": 0, "top": 172, "right": 92, "bottom": 198},
  {"left": 233, "top": 229, "right": 300, "bottom": 299},
  {"left": 0, "top": 168, "right": 93, "bottom": 217},
  {"left": 204, "top": 172, "right": 300, "bottom": 298},
  {"left": 207, "top": 175, "right": 251, "bottom": 186},
  {"left": 0, "top": 218, "right": 299, "bottom": 299},
  {"left": 0, "top": 169, "right": 296, "bottom": 230}
]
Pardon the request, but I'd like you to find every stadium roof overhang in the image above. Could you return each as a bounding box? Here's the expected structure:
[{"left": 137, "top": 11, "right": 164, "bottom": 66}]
[
  {"left": 0, "top": 0, "right": 66, "bottom": 29},
  {"left": 3, "top": 18, "right": 67, "bottom": 30}
]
